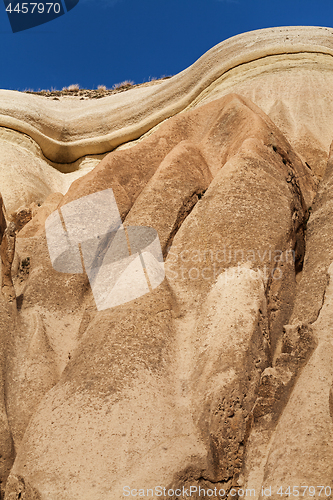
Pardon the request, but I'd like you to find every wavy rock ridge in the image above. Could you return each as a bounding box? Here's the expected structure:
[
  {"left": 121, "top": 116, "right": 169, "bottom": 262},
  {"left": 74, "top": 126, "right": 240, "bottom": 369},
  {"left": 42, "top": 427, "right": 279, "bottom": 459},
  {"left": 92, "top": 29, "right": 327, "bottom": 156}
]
[{"left": 0, "top": 26, "right": 333, "bottom": 500}]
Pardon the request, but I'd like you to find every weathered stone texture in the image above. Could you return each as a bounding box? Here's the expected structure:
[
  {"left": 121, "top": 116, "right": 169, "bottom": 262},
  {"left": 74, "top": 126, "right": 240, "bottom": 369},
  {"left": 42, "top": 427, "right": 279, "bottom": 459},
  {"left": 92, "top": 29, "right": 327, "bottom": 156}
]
[{"left": 0, "top": 26, "right": 332, "bottom": 500}]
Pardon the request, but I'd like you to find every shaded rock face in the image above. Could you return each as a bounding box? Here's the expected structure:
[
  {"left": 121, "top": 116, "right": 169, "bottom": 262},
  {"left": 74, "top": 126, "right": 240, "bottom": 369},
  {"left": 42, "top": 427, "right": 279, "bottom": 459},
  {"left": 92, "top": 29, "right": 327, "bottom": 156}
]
[{"left": 0, "top": 27, "right": 332, "bottom": 500}]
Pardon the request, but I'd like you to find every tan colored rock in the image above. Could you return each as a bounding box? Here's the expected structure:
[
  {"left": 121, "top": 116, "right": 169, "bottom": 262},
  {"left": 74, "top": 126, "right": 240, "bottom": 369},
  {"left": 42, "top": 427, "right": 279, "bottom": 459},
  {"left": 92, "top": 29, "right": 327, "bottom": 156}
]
[
  {"left": 242, "top": 136, "right": 333, "bottom": 499},
  {"left": 1, "top": 91, "right": 315, "bottom": 499},
  {"left": 0, "top": 26, "right": 333, "bottom": 500},
  {"left": 0, "top": 128, "right": 96, "bottom": 216},
  {"left": 0, "top": 27, "right": 333, "bottom": 166},
  {"left": 0, "top": 26, "right": 332, "bottom": 218},
  {"left": 17, "top": 192, "right": 64, "bottom": 239},
  {"left": 0, "top": 223, "right": 16, "bottom": 302},
  {"left": 0, "top": 196, "right": 15, "bottom": 497},
  {"left": 0, "top": 194, "right": 6, "bottom": 244},
  {"left": 247, "top": 263, "right": 333, "bottom": 500}
]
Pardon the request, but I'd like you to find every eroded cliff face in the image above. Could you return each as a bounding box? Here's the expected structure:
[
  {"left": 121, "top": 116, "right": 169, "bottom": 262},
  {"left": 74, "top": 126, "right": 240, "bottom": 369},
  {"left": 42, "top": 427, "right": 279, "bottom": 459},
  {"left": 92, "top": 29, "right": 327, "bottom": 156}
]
[{"left": 0, "top": 26, "right": 333, "bottom": 500}]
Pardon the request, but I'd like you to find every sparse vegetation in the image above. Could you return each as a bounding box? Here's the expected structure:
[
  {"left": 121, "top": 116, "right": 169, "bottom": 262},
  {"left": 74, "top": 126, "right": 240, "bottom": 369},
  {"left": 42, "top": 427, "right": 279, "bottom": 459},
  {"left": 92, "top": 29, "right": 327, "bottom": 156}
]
[
  {"left": 22, "top": 75, "right": 174, "bottom": 99},
  {"left": 63, "top": 83, "right": 80, "bottom": 91},
  {"left": 112, "top": 80, "right": 134, "bottom": 89}
]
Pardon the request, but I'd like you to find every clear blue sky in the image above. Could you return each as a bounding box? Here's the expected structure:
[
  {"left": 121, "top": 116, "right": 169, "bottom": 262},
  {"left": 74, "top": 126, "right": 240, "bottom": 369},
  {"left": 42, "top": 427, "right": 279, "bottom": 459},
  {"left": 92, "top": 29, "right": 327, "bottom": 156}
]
[{"left": 1, "top": 0, "right": 333, "bottom": 91}]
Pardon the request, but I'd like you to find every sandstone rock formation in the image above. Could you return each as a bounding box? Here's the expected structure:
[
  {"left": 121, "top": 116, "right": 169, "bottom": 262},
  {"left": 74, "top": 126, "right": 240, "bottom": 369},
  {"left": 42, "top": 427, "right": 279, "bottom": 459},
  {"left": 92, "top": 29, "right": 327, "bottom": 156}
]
[{"left": 0, "top": 26, "right": 333, "bottom": 500}]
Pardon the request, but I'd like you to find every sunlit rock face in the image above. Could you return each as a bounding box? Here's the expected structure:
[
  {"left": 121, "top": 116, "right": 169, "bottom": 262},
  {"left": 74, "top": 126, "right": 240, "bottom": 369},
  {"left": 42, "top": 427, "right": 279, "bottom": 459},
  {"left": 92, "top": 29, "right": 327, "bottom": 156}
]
[{"left": 0, "top": 26, "right": 333, "bottom": 500}]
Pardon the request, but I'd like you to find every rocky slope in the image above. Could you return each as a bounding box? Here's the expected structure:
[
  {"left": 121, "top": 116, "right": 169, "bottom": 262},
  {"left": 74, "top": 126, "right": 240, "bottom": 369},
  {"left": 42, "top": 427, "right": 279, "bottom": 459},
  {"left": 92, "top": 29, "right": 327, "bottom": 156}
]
[{"left": 0, "top": 26, "right": 333, "bottom": 500}]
